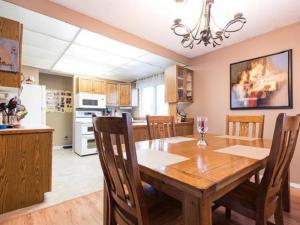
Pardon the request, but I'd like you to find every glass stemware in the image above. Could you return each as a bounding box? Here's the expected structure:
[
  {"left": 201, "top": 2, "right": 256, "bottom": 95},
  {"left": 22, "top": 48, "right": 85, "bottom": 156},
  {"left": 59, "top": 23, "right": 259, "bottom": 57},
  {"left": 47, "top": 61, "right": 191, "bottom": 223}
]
[{"left": 196, "top": 116, "right": 208, "bottom": 146}]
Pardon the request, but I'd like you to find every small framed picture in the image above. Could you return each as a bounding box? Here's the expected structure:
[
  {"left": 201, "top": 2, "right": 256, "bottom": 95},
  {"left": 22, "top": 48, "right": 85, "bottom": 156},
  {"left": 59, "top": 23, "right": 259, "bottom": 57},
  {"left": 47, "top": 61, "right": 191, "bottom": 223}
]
[{"left": 0, "top": 37, "right": 20, "bottom": 73}]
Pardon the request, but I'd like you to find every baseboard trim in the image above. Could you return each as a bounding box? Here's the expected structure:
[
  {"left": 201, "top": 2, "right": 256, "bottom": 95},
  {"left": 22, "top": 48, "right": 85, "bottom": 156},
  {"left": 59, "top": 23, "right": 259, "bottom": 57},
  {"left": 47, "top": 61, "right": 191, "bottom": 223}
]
[
  {"left": 52, "top": 145, "right": 64, "bottom": 150},
  {"left": 290, "top": 182, "right": 300, "bottom": 189}
]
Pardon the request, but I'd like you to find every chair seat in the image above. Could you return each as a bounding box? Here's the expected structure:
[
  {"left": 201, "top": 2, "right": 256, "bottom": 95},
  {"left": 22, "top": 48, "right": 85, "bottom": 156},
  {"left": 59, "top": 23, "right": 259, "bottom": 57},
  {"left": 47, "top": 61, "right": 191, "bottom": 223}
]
[
  {"left": 215, "top": 181, "right": 259, "bottom": 219},
  {"left": 148, "top": 193, "right": 182, "bottom": 225},
  {"left": 144, "top": 183, "right": 182, "bottom": 225},
  {"left": 122, "top": 182, "right": 183, "bottom": 225}
]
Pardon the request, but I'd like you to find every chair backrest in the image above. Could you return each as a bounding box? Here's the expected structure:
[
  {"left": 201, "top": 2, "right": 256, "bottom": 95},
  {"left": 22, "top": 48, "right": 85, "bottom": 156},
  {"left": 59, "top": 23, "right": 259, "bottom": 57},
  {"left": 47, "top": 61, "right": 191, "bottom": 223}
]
[
  {"left": 258, "top": 113, "right": 300, "bottom": 213},
  {"left": 226, "top": 115, "right": 265, "bottom": 138},
  {"left": 146, "top": 115, "right": 176, "bottom": 140},
  {"left": 93, "top": 113, "right": 149, "bottom": 225}
]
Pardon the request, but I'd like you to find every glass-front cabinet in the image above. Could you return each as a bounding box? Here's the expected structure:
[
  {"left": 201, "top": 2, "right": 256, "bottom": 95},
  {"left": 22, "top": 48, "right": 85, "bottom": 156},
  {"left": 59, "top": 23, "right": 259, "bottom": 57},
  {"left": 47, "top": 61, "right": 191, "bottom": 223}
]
[{"left": 165, "top": 65, "right": 194, "bottom": 103}]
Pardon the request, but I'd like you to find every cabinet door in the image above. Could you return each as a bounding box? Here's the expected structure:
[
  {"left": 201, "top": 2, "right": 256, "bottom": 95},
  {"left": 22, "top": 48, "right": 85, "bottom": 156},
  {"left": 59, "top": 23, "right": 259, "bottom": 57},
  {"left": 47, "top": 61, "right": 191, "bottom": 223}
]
[
  {"left": 92, "top": 80, "right": 106, "bottom": 94},
  {"left": 78, "top": 78, "right": 93, "bottom": 93},
  {"left": 106, "top": 82, "right": 118, "bottom": 106},
  {"left": 119, "top": 83, "right": 131, "bottom": 106}
]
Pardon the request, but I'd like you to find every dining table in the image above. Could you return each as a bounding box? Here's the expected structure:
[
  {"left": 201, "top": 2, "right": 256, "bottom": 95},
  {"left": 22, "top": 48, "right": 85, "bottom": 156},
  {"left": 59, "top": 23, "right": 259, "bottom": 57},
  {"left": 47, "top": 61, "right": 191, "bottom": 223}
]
[{"left": 129, "top": 133, "right": 291, "bottom": 225}]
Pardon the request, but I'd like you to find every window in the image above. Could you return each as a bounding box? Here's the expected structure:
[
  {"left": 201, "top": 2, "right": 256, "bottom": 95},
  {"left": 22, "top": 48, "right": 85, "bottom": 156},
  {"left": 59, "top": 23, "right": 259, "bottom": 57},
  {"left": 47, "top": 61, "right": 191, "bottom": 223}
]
[{"left": 139, "top": 84, "right": 168, "bottom": 117}]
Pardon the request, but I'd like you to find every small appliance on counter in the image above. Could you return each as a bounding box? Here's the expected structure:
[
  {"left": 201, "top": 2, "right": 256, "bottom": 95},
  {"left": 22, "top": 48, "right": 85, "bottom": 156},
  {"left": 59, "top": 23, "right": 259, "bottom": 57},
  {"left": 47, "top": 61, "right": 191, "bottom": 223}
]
[{"left": 74, "top": 109, "right": 103, "bottom": 156}]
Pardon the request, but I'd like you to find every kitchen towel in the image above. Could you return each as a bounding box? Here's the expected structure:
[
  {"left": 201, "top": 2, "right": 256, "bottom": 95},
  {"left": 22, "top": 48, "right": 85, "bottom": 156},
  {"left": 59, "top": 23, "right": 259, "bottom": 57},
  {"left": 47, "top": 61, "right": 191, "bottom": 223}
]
[{"left": 215, "top": 145, "right": 270, "bottom": 160}]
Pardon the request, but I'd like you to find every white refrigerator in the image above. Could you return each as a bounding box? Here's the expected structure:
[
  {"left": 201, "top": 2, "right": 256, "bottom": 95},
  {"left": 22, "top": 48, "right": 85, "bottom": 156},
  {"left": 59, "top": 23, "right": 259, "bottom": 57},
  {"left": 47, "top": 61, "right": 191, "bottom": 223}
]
[{"left": 20, "top": 84, "right": 46, "bottom": 126}]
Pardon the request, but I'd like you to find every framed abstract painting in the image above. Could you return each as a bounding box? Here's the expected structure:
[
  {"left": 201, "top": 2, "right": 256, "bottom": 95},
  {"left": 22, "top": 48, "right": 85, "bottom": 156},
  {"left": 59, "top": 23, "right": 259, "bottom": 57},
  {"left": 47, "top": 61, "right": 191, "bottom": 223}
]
[{"left": 230, "top": 49, "right": 293, "bottom": 110}]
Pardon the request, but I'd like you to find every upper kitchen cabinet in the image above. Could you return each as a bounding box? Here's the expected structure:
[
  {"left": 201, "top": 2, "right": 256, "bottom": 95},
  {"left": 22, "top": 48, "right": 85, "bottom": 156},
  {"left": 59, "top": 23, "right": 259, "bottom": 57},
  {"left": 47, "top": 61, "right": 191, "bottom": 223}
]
[
  {"left": 119, "top": 83, "right": 131, "bottom": 106},
  {"left": 92, "top": 80, "right": 106, "bottom": 94},
  {"left": 76, "top": 77, "right": 93, "bottom": 93},
  {"left": 0, "top": 17, "right": 23, "bottom": 88},
  {"left": 106, "top": 81, "right": 118, "bottom": 106},
  {"left": 165, "top": 65, "right": 193, "bottom": 103},
  {"left": 76, "top": 77, "right": 106, "bottom": 94}
]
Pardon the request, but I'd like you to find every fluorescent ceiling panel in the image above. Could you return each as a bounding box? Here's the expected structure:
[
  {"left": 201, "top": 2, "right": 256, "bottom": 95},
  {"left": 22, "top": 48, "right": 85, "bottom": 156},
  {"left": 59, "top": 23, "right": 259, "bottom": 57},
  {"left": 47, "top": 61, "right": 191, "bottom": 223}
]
[
  {"left": 121, "top": 60, "right": 162, "bottom": 74},
  {"left": 53, "top": 55, "right": 114, "bottom": 76},
  {"left": 65, "top": 44, "right": 131, "bottom": 67},
  {"left": 22, "top": 45, "right": 61, "bottom": 69},
  {"left": 0, "top": 1, "right": 80, "bottom": 41},
  {"left": 22, "top": 54, "right": 56, "bottom": 70},
  {"left": 23, "top": 29, "right": 69, "bottom": 55},
  {"left": 75, "top": 29, "right": 148, "bottom": 59},
  {"left": 136, "top": 53, "right": 175, "bottom": 68}
]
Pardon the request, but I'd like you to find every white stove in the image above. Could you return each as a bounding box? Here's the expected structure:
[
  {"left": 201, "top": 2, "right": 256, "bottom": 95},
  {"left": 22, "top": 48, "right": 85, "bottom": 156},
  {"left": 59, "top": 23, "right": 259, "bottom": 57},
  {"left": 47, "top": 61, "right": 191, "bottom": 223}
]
[{"left": 74, "top": 110, "right": 102, "bottom": 156}]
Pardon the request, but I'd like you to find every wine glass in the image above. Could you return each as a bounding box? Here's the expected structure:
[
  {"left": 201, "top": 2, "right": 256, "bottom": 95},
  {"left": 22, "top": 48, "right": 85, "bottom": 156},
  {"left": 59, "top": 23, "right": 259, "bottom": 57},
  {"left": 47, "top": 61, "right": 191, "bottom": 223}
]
[{"left": 196, "top": 116, "right": 208, "bottom": 146}]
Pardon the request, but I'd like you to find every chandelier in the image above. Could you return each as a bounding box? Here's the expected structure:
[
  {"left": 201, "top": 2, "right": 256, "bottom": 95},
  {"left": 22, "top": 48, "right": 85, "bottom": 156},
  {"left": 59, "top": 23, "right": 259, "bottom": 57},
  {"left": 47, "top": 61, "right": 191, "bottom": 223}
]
[{"left": 171, "top": 0, "right": 247, "bottom": 49}]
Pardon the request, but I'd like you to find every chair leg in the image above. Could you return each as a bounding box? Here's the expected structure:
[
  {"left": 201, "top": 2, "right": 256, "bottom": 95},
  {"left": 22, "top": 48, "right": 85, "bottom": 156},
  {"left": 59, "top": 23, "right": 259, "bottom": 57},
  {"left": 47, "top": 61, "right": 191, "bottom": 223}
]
[
  {"left": 274, "top": 197, "right": 284, "bottom": 225},
  {"left": 255, "top": 173, "right": 260, "bottom": 184},
  {"left": 225, "top": 207, "right": 231, "bottom": 219}
]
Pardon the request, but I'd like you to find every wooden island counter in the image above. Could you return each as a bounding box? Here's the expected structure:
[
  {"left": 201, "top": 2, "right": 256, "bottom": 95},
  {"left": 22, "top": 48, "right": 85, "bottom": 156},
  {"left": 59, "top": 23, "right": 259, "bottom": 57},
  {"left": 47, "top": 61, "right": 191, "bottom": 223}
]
[
  {"left": 133, "top": 119, "right": 194, "bottom": 141},
  {"left": 0, "top": 127, "right": 53, "bottom": 214}
]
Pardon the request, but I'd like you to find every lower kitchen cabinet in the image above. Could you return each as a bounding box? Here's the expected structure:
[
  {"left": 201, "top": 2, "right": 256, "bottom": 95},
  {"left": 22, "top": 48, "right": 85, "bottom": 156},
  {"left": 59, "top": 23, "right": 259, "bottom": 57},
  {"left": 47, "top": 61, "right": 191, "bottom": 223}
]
[
  {"left": 0, "top": 127, "right": 53, "bottom": 214},
  {"left": 132, "top": 120, "right": 194, "bottom": 142}
]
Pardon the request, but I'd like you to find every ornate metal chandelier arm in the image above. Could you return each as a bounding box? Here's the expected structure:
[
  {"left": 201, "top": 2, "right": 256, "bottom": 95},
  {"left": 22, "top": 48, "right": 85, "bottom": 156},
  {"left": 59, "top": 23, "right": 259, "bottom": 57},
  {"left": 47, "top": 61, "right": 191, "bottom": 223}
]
[{"left": 171, "top": 0, "right": 247, "bottom": 49}]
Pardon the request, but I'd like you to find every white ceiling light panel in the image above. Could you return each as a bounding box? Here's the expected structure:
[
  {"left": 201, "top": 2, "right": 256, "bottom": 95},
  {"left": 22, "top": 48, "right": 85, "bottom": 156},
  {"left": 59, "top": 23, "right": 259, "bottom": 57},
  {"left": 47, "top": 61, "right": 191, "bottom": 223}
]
[
  {"left": 136, "top": 53, "right": 175, "bottom": 68},
  {"left": 74, "top": 29, "right": 148, "bottom": 59},
  {"left": 65, "top": 44, "right": 131, "bottom": 67},
  {"left": 0, "top": 1, "right": 80, "bottom": 42},
  {"left": 53, "top": 54, "right": 114, "bottom": 76}
]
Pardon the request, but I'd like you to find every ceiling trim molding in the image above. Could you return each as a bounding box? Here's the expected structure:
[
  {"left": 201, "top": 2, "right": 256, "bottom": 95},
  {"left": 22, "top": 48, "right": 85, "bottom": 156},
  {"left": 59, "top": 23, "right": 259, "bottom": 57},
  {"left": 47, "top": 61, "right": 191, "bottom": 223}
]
[{"left": 5, "top": 0, "right": 192, "bottom": 65}]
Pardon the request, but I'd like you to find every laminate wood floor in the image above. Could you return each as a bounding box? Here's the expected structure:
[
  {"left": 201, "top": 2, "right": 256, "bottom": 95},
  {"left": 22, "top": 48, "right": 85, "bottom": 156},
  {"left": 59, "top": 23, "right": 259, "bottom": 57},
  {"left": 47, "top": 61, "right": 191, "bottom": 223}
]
[{"left": 0, "top": 189, "right": 299, "bottom": 225}]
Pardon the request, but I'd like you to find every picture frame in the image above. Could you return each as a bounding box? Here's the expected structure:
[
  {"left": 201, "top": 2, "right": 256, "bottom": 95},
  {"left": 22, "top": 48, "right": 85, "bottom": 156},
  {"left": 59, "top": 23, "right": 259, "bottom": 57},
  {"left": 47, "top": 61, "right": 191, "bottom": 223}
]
[
  {"left": 230, "top": 49, "right": 293, "bottom": 110},
  {"left": 0, "top": 37, "right": 20, "bottom": 73}
]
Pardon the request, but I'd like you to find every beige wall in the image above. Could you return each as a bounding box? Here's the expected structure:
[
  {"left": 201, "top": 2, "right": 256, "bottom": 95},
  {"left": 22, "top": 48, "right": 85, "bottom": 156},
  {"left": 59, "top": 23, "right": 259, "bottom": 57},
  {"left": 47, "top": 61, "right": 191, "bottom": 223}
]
[
  {"left": 22, "top": 65, "right": 39, "bottom": 84},
  {"left": 187, "top": 22, "right": 300, "bottom": 183},
  {"left": 39, "top": 73, "right": 73, "bottom": 146}
]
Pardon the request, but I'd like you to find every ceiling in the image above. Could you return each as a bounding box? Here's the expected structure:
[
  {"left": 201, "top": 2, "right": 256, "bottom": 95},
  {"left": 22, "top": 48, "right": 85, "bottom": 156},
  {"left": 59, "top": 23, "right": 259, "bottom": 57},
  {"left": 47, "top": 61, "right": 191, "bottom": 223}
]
[
  {"left": 0, "top": 0, "right": 175, "bottom": 81},
  {"left": 50, "top": 0, "right": 300, "bottom": 58}
]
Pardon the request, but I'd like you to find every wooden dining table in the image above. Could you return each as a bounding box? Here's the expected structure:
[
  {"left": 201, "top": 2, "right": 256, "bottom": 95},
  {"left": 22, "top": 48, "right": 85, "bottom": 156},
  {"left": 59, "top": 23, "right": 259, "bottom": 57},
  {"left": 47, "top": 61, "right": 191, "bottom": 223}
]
[{"left": 130, "top": 134, "right": 290, "bottom": 225}]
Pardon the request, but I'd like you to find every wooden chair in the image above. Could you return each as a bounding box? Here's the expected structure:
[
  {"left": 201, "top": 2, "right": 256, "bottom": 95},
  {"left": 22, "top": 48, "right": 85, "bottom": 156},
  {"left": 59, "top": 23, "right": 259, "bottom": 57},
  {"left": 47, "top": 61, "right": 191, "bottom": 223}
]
[
  {"left": 93, "top": 113, "right": 182, "bottom": 225},
  {"left": 146, "top": 115, "right": 176, "bottom": 140},
  {"left": 226, "top": 115, "right": 265, "bottom": 138},
  {"left": 226, "top": 115, "right": 265, "bottom": 183},
  {"left": 216, "top": 113, "right": 300, "bottom": 225}
]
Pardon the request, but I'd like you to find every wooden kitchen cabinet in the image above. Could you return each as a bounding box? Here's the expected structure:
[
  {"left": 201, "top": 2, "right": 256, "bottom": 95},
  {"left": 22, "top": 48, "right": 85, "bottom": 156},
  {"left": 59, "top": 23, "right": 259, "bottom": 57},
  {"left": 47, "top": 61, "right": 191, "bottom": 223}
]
[
  {"left": 119, "top": 83, "right": 131, "bottom": 106},
  {"left": 92, "top": 80, "right": 106, "bottom": 94},
  {"left": 0, "top": 127, "right": 53, "bottom": 214},
  {"left": 77, "top": 78, "right": 93, "bottom": 93},
  {"left": 106, "top": 82, "right": 119, "bottom": 106},
  {"left": 165, "top": 65, "right": 193, "bottom": 103}
]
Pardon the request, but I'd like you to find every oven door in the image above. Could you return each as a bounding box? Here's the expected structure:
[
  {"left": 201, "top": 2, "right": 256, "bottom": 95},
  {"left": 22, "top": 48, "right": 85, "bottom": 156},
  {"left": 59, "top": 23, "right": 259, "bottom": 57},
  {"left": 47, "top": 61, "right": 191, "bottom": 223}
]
[
  {"left": 79, "top": 123, "right": 94, "bottom": 135},
  {"left": 79, "top": 134, "right": 98, "bottom": 156}
]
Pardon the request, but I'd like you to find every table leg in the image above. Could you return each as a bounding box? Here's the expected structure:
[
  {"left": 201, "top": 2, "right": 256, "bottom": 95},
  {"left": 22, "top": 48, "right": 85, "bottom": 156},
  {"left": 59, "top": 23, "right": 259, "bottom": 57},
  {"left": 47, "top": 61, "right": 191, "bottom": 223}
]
[
  {"left": 282, "top": 170, "right": 291, "bottom": 212},
  {"left": 183, "top": 193, "right": 212, "bottom": 225}
]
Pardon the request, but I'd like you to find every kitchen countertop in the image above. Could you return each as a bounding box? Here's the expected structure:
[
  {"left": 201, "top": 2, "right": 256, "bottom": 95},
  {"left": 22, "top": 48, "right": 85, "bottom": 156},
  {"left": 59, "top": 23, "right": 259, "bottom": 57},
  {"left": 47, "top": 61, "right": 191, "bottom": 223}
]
[
  {"left": 0, "top": 125, "right": 54, "bottom": 135},
  {"left": 132, "top": 121, "right": 194, "bottom": 128}
]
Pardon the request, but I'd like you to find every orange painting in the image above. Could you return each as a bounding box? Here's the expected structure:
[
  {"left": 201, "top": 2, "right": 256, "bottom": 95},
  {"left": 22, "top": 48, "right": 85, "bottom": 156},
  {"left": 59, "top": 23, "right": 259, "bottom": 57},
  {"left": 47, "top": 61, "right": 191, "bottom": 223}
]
[{"left": 230, "top": 50, "right": 292, "bottom": 109}]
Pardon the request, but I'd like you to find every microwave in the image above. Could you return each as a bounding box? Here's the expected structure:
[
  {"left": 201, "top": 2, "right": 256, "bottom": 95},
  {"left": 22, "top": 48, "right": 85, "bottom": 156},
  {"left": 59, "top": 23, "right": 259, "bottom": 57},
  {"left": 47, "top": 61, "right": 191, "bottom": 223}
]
[{"left": 75, "top": 93, "right": 106, "bottom": 109}]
